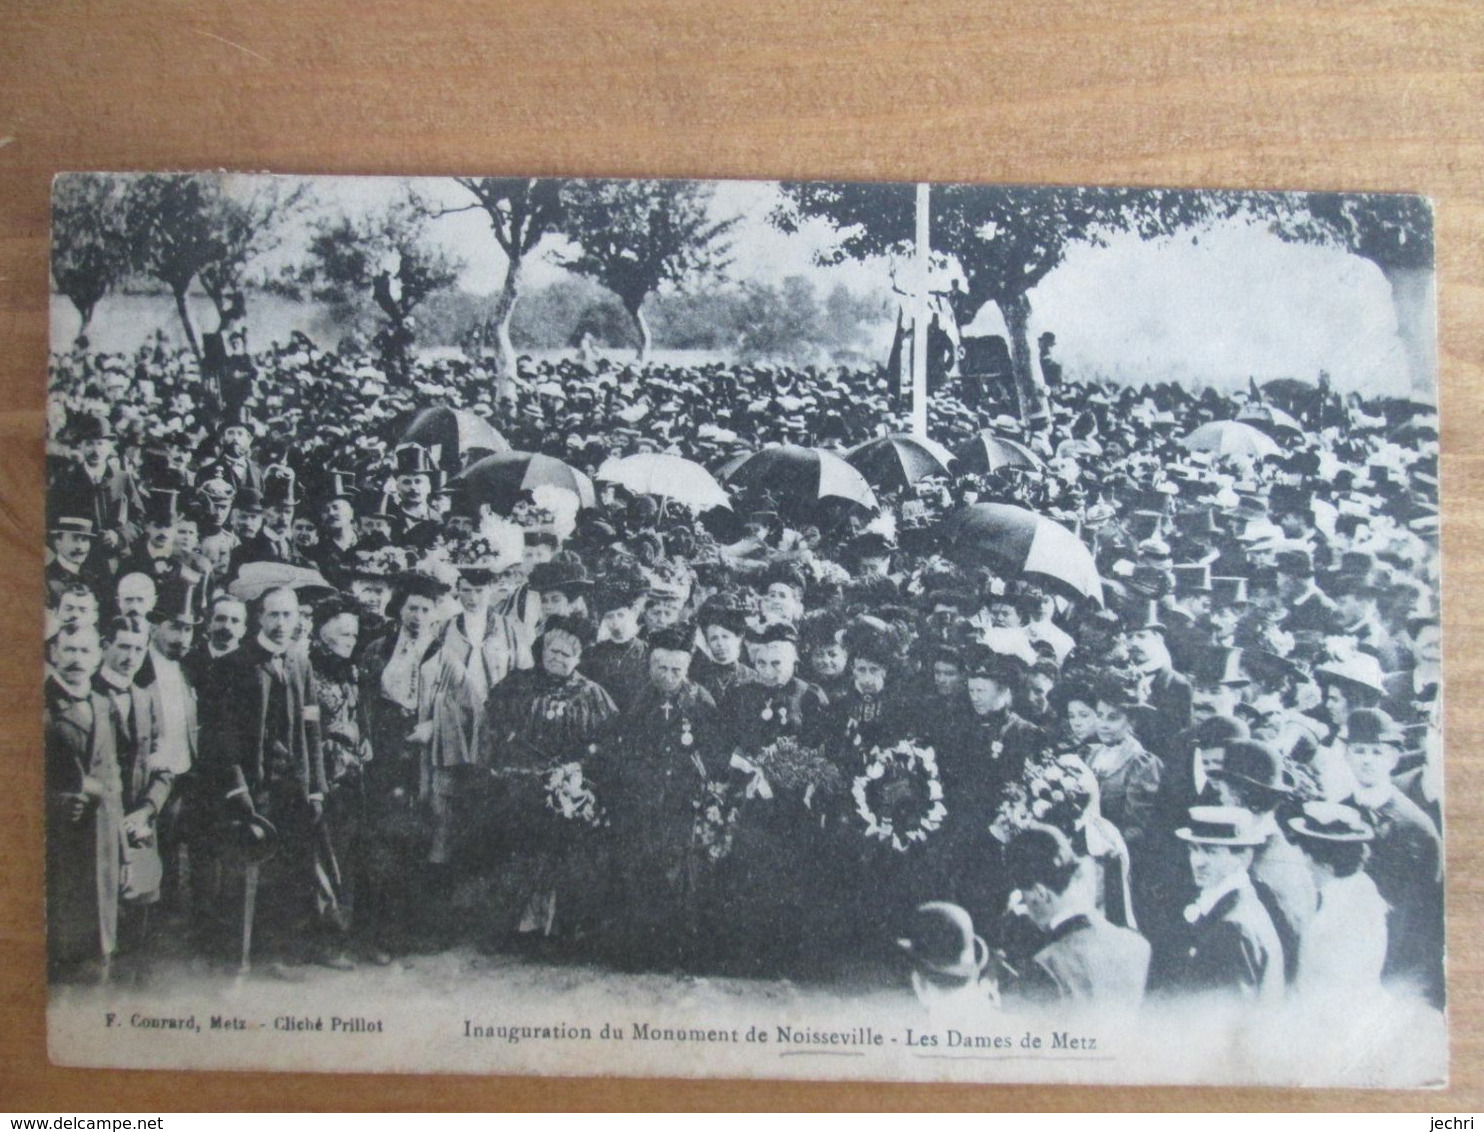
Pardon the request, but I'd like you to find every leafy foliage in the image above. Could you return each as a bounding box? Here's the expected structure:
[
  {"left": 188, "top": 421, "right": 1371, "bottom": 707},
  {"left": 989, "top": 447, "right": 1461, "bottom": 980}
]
[
  {"left": 51, "top": 174, "right": 131, "bottom": 339},
  {"left": 299, "top": 193, "right": 463, "bottom": 326},
  {"left": 557, "top": 179, "right": 739, "bottom": 355},
  {"left": 773, "top": 182, "right": 1228, "bottom": 416}
]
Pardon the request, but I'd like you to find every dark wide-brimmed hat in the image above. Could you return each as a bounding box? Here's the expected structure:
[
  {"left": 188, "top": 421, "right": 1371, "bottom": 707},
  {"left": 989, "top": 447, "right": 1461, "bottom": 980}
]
[
  {"left": 527, "top": 557, "right": 593, "bottom": 595},
  {"left": 1208, "top": 738, "right": 1293, "bottom": 798},
  {"left": 896, "top": 901, "right": 988, "bottom": 984},
  {"left": 696, "top": 591, "right": 750, "bottom": 635},
  {"left": 229, "top": 812, "right": 280, "bottom": 864}
]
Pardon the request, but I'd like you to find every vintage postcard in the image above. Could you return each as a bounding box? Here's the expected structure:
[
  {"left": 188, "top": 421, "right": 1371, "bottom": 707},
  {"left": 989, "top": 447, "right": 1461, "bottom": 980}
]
[{"left": 44, "top": 172, "right": 1444, "bottom": 1086}]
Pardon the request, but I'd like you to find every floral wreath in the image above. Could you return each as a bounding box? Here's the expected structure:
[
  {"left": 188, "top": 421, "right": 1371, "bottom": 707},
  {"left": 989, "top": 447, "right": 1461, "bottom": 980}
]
[
  {"left": 749, "top": 736, "right": 845, "bottom": 800},
  {"left": 990, "top": 754, "right": 1091, "bottom": 843},
  {"left": 543, "top": 761, "right": 604, "bottom": 827},
  {"left": 852, "top": 739, "right": 947, "bottom": 852},
  {"left": 692, "top": 781, "right": 738, "bottom": 863}
]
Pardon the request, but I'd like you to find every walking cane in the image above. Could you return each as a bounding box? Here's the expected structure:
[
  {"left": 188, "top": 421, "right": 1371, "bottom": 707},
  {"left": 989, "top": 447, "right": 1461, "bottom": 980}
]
[{"left": 239, "top": 862, "right": 259, "bottom": 974}]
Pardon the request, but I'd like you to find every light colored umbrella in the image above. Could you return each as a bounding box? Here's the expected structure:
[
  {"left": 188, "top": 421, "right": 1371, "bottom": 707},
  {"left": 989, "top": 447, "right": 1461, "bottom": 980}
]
[
  {"left": 1179, "top": 420, "right": 1283, "bottom": 460},
  {"left": 954, "top": 430, "right": 1046, "bottom": 474},
  {"left": 455, "top": 451, "right": 598, "bottom": 511},
  {"left": 721, "top": 444, "right": 878, "bottom": 511},
  {"left": 945, "top": 503, "right": 1103, "bottom": 605},
  {"left": 846, "top": 434, "right": 957, "bottom": 491},
  {"left": 229, "top": 562, "right": 334, "bottom": 604},
  {"left": 596, "top": 453, "right": 731, "bottom": 511},
  {"left": 1237, "top": 403, "right": 1305, "bottom": 439}
]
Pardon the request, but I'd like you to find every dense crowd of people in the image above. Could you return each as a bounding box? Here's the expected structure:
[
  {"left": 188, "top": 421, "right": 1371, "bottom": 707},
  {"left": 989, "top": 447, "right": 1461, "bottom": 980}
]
[{"left": 44, "top": 329, "right": 1444, "bottom": 1022}]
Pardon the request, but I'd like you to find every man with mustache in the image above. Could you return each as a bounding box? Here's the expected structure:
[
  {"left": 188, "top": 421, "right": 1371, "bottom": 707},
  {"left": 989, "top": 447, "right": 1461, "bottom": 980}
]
[
  {"left": 198, "top": 586, "right": 330, "bottom": 975},
  {"left": 45, "top": 621, "right": 124, "bottom": 981}
]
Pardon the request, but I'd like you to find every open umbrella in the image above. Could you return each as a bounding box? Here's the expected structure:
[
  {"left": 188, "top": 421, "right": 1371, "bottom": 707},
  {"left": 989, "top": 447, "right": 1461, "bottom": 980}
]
[
  {"left": 1179, "top": 420, "right": 1283, "bottom": 460},
  {"left": 1237, "top": 403, "right": 1305, "bottom": 439},
  {"left": 1392, "top": 415, "right": 1439, "bottom": 444},
  {"left": 954, "top": 430, "right": 1046, "bottom": 475},
  {"left": 454, "top": 451, "right": 597, "bottom": 512},
  {"left": 944, "top": 503, "right": 1103, "bottom": 605},
  {"left": 596, "top": 453, "right": 731, "bottom": 511},
  {"left": 721, "top": 444, "right": 878, "bottom": 511},
  {"left": 845, "top": 434, "right": 956, "bottom": 492},
  {"left": 400, "top": 406, "right": 509, "bottom": 474},
  {"left": 229, "top": 562, "right": 335, "bottom": 604}
]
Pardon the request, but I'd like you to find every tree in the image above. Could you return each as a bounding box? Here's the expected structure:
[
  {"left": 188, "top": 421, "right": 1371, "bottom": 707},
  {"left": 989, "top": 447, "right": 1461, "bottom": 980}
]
[
  {"left": 195, "top": 178, "right": 309, "bottom": 329},
  {"left": 51, "top": 174, "right": 132, "bottom": 346},
  {"left": 733, "top": 276, "right": 827, "bottom": 363},
  {"left": 557, "top": 179, "right": 738, "bottom": 360},
  {"left": 773, "top": 182, "right": 1219, "bottom": 420},
  {"left": 298, "top": 193, "right": 463, "bottom": 382},
  {"left": 122, "top": 174, "right": 230, "bottom": 357},
  {"left": 441, "top": 178, "right": 564, "bottom": 398},
  {"left": 1271, "top": 193, "right": 1435, "bottom": 394}
]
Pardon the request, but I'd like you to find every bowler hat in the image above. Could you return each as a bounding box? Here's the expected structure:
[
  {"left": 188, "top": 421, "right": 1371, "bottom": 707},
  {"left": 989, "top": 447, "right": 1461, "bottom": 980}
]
[{"left": 1342, "top": 707, "right": 1404, "bottom": 746}]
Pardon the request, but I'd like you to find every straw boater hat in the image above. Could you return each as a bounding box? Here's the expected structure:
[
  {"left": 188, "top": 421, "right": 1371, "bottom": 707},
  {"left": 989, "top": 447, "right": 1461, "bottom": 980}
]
[
  {"left": 1287, "top": 801, "right": 1375, "bottom": 844},
  {"left": 1174, "top": 805, "right": 1268, "bottom": 847}
]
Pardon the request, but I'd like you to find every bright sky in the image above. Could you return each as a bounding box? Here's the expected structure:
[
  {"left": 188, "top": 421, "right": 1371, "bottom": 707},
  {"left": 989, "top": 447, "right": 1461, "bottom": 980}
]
[{"left": 209, "top": 173, "right": 1422, "bottom": 396}]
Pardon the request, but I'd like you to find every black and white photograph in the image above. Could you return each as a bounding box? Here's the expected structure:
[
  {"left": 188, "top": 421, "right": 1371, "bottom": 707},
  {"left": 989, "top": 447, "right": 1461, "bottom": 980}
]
[{"left": 43, "top": 171, "right": 1445, "bottom": 1087}]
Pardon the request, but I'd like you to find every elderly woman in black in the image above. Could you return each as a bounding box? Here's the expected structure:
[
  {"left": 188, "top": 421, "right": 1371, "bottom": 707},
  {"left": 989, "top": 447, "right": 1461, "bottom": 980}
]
[
  {"left": 308, "top": 593, "right": 371, "bottom": 968},
  {"left": 481, "top": 613, "right": 618, "bottom": 944}
]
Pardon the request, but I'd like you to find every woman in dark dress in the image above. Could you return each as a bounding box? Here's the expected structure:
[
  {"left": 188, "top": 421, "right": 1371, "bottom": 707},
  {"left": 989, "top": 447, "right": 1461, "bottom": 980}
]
[
  {"left": 481, "top": 614, "right": 618, "bottom": 943},
  {"left": 309, "top": 594, "right": 371, "bottom": 967}
]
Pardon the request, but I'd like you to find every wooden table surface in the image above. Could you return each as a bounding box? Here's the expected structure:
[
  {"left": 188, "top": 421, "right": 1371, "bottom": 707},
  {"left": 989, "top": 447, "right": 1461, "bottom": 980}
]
[{"left": 2, "top": 0, "right": 1481, "bottom": 1112}]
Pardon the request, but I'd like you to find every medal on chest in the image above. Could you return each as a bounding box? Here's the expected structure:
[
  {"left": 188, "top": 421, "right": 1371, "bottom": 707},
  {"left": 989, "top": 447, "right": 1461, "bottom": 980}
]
[{"left": 680, "top": 718, "right": 693, "bottom": 747}]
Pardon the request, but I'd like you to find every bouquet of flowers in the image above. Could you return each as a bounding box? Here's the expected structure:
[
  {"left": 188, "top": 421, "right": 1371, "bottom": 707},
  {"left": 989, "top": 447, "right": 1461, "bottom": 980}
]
[
  {"left": 692, "top": 781, "right": 738, "bottom": 863},
  {"left": 990, "top": 754, "right": 1092, "bottom": 843},
  {"left": 852, "top": 740, "right": 947, "bottom": 852},
  {"left": 543, "top": 762, "right": 604, "bottom": 827},
  {"left": 751, "top": 736, "right": 845, "bottom": 800}
]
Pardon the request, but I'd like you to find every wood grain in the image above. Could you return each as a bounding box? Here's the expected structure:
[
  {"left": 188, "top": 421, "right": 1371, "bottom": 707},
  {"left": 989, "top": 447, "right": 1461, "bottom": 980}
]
[{"left": 2, "top": 0, "right": 1481, "bottom": 1111}]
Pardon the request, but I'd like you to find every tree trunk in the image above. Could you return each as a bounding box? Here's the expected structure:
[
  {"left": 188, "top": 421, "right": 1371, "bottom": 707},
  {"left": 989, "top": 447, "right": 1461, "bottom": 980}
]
[
  {"left": 172, "top": 282, "right": 201, "bottom": 359},
  {"left": 487, "top": 255, "right": 523, "bottom": 402},
  {"left": 1380, "top": 263, "right": 1437, "bottom": 396},
  {"left": 72, "top": 298, "right": 95, "bottom": 348},
  {"left": 999, "top": 289, "right": 1048, "bottom": 423},
  {"left": 629, "top": 300, "right": 652, "bottom": 361}
]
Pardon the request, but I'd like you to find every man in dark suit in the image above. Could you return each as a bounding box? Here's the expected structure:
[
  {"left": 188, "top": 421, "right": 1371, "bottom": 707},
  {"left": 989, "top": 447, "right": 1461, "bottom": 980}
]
[
  {"left": 1342, "top": 708, "right": 1444, "bottom": 1006},
  {"left": 45, "top": 514, "right": 111, "bottom": 605},
  {"left": 45, "top": 622, "right": 123, "bottom": 981},
  {"left": 1157, "top": 805, "right": 1285, "bottom": 1006},
  {"left": 198, "top": 585, "right": 330, "bottom": 973},
  {"left": 1002, "top": 824, "right": 1151, "bottom": 1011},
  {"left": 1125, "top": 602, "right": 1193, "bottom": 763},
  {"left": 50, "top": 412, "right": 134, "bottom": 554}
]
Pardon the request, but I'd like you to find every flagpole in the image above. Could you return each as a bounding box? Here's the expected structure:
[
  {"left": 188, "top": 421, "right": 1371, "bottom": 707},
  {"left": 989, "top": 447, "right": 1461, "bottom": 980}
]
[{"left": 911, "top": 182, "right": 930, "bottom": 441}]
